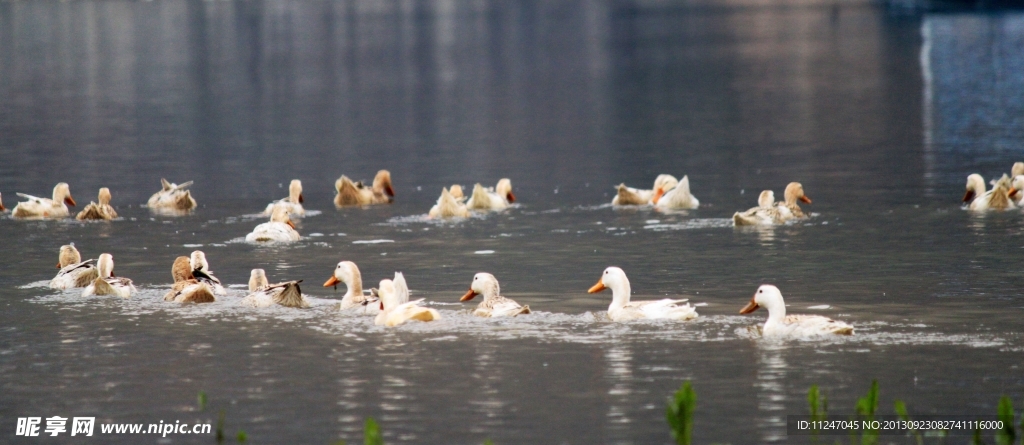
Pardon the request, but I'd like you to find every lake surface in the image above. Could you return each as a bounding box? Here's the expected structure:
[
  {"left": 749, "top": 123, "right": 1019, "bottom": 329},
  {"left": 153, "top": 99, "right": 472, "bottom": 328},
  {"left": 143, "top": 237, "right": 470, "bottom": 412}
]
[{"left": 1, "top": 0, "right": 1023, "bottom": 443}]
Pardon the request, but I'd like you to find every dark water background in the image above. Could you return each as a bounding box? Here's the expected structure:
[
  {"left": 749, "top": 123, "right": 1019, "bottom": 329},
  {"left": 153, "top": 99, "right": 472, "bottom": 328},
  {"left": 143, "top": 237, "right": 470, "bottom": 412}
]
[{"left": 1, "top": 1, "right": 1024, "bottom": 443}]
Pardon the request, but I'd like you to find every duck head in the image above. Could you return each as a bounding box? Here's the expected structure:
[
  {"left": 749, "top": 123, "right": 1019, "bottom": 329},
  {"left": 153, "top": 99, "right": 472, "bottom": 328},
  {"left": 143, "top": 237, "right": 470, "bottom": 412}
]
[
  {"left": 170, "top": 256, "right": 193, "bottom": 282},
  {"left": 496, "top": 178, "right": 515, "bottom": 203},
  {"left": 324, "top": 261, "right": 361, "bottom": 292},
  {"left": 784, "top": 182, "right": 811, "bottom": 205},
  {"left": 374, "top": 170, "right": 395, "bottom": 199},
  {"left": 462, "top": 272, "right": 499, "bottom": 302},
  {"left": 740, "top": 284, "right": 785, "bottom": 315},
  {"left": 58, "top": 244, "right": 82, "bottom": 269},
  {"left": 270, "top": 206, "right": 296, "bottom": 229},
  {"left": 96, "top": 253, "right": 115, "bottom": 278},
  {"left": 98, "top": 188, "right": 112, "bottom": 206},
  {"left": 54, "top": 183, "right": 75, "bottom": 207},
  {"left": 964, "top": 174, "right": 986, "bottom": 203},
  {"left": 249, "top": 269, "right": 269, "bottom": 292},
  {"left": 289, "top": 180, "right": 304, "bottom": 204}
]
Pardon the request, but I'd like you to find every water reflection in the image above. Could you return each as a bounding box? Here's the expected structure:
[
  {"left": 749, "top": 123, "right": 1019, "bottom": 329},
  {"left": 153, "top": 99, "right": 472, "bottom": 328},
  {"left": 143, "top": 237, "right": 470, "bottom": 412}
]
[
  {"left": 754, "top": 343, "right": 788, "bottom": 443},
  {"left": 604, "top": 343, "right": 633, "bottom": 435}
]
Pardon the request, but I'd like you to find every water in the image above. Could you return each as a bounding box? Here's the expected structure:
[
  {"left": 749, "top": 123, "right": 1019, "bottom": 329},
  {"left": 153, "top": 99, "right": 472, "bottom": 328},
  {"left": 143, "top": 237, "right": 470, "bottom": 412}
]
[{"left": 2, "top": 1, "right": 1024, "bottom": 443}]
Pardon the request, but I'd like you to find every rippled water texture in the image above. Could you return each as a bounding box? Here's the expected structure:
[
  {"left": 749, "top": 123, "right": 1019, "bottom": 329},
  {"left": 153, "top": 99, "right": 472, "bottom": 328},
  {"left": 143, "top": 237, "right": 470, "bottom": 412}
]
[{"left": 2, "top": 1, "right": 1024, "bottom": 443}]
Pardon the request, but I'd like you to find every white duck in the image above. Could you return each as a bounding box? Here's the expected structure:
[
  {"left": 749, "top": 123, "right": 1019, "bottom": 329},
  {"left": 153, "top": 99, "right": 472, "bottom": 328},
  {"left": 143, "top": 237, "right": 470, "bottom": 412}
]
[
  {"left": 82, "top": 253, "right": 136, "bottom": 298},
  {"left": 467, "top": 179, "right": 516, "bottom": 211},
  {"left": 189, "top": 250, "right": 227, "bottom": 296},
  {"left": 241, "top": 269, "right": 308, "bottom": 308},
  {"left": 588, "top": 267, "right": 697, "bottom": 321},
  {"left": 246, "top": 206, "right": 300, "bottom": 242},
  {"left": 964, "top": 173, "right": 1014, "bottom": 211},
  {"left": 733, "top": 190, "right": 790, "bottom": 226},
  {"left": 76, "top": 188, "right": 118, "bottom": 220},
  {"left": 147, "top": 178, "right": 197, "bottom": 212},
  {"left": 612, "top": 174, "right": 678, "bottom": 206},
  {"left": 12, "top": 183, "right": 76, "bottom": 218},
  {"left": 739, "top": 285, "right": 853, "bottom": 337},
  {"left": 263, "top": 179, "right": 305, "bottom": 217},
  {"left": 460, "top": 272, "right": 531, "bottom": 317},
  {"left": 428, "top": 187, "right": 470, "bottom": 219},
  {"left": 373, "top": 272, "right": 441, "bottom": 327},
  {"left": 163, "top": 256, "right": 216, "bottom": 303},
  {"left": 653, "top": 175, "right": 699, "bottom": 210},
  {"left": 323, "top": 261, "right": 380, "bottom": 314},
  {"left": 49, "top": 244, "right": 99, "bottom": 289}
]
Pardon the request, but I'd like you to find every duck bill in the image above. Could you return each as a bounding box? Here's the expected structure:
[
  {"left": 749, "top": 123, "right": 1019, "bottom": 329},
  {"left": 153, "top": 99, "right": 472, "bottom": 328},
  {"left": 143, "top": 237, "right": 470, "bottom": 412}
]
[
  {"left": 0, "top": 203, "right": 5, "bottom": 211},
  {"left": 739, "top": 298, "right": 760, "bottom": 314},
  {"left": 298, "top": 193, "right": 305, "bottom": 204},
  {"left": 56, "top": 262, "right": 62, "bottom": 269},
  {"left": 652, "top": 188, "right": 665, "bottom": 205},
  {"left": 588, "top": 281, "right": 606, "bottom": 294},
  {"left": 506, "top": 191, "right": 516, "bottom": 203},
  {"left": 963, "top": 190, "right": 976, "bottom": 203},
  {"left": 460, "top": 289, "right": 478, "bottom": 302},
  {"left": 323, "top": 276, "right": 340, "bottom": 288},
  {"left": 65, "top": 196, "right": 76, "bottom": 207},
  {"left": 799, "top": 195, "right": 812, "bottom": 204},
  {"left": 385, "top": 184, "right": 395, "bottom": 197},
  {"left": 1010, "top": 188, "right": 1019, "bottom": 199},
  {"left": 286, "top": 220, "right": 296, "bottom": 230}
]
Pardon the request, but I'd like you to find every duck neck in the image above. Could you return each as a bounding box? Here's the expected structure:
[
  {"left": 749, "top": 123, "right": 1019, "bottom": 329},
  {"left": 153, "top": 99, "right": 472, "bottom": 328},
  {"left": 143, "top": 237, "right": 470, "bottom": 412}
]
[
  {"left": 608, "top": 281, "right": 631, "bottom": 310},
  {"left": 344, "top": 273, "right": 363, "bottom": 300},
  {"left": 481, "top": 280, "right": 500, "bottom": 302},
  {"left": 763, "top": 299, "right": 786, "bottom": 324}
]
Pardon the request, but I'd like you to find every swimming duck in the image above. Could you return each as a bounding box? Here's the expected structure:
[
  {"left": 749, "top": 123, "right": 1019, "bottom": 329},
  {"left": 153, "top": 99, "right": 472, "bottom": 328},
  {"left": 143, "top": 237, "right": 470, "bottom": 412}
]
[
  {"left": 739, "top": 285, "right": 853, "bottom": 337},
  {"left": 189, "top": 250, "right": 227, "bottom": 296},
  {"left": 733, "top": 190, "right": 789, "bottom": 226},
  {"left": 653, "top": 175, "right": 699, "bottom": 210},
  {"left": 777, "top": 182, "right": 811, "bottom": 218},
  {"left": 588, "top": 267, "right": 697, "bottom": 321},
  {"left": 76, "top": 188, "right": 118, "bottom": 220},
  {"left": 611, "top": 174, "right": 678, "bottom": 206},
  {"left": 428, "top": 187, "right": 470, "bottom": 219},
  {"left": 263, "top": 179, "right": 305, "bottom": 217},
  {"left": 162, "top": 256, "right": 216, "bottom": 303},
  {"left": 467, "top": 179, "right": 516, "bottom": 211},
  {"left": 334, "top": 170, "right": 394, "bottom": 206},
  {"left": 12, "top": 183, "right": 76, "bottom": 218},
  {"left": 964, "top": 173, "right": 1014, "bottom": 211},
  {"left": 460, "top": 272, "right": 531, "bottom": 317},
  {"left": 241, "top": 269, "right": 308, "bottom": 308},
  {"left": 323, "top": 261, "right": 380, "bottom": 314},
  {"left": 246, "top": 206, "right": 300, "bottom": 242},
  {"left": 82, "top": 253, "right": 136, "bottom": 298},
  {"left": 373, "top": 272, "right": 440, "bottom": 327},
  {"left": 147, "top": 178, "right": 197, "bottom": 212},
  {"left": 49, "top": 244, "right": 99, "bottom": 289}
]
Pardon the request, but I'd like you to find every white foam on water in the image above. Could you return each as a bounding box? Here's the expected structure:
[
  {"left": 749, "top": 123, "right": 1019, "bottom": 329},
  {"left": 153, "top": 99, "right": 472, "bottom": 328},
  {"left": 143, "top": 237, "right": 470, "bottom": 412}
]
[{"left": 352, "top": 239, "right": 394, "bottom": 244}]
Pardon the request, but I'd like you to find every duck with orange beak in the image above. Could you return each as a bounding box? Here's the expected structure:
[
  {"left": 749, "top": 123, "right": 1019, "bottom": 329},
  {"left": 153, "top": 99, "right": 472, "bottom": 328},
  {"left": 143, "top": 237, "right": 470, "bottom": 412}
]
[
  {"left": 777, "top": 182, "right": 811, "bottom": 218},
  {"left": 324, "top": 261, "right": 380, "bottom": 314},
  {"left": 588, "top": 267, "right": 697, "bottom": 321},
  {"left": 739, "top": 285, "right": 853, "bottom": 337},
  {"left": 246, "top": 206, "right": 300, "bottom": 242},
  {"left": 460, "top": 272, "right": 530, "bottom": 317},
  {"left": 611, "top": 174, "right": 678, "bottom": 206},
  {"left": 12, "top": 183, "right": 76, "bottom": 218}
]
